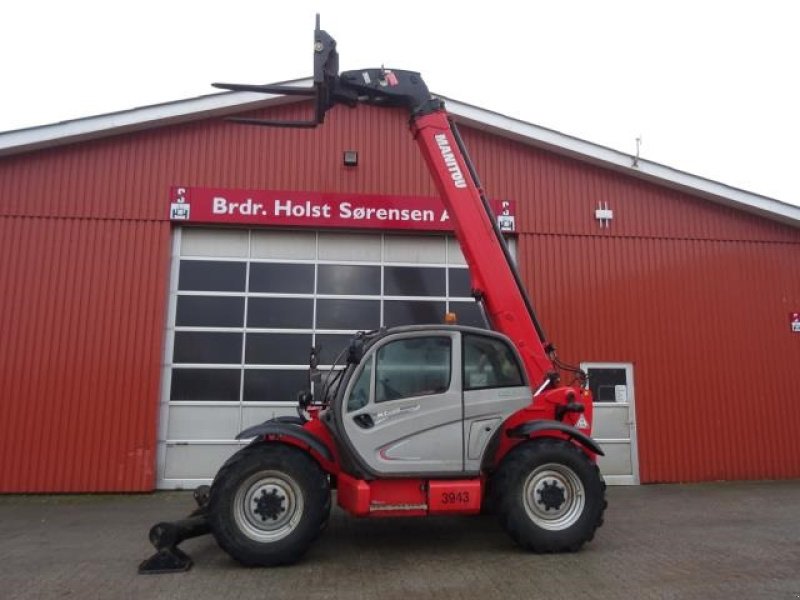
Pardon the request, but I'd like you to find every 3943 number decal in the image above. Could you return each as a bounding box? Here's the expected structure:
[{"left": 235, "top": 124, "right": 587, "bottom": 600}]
[{"left": 441, "top": 491, "right": 470, "bottom": 504}]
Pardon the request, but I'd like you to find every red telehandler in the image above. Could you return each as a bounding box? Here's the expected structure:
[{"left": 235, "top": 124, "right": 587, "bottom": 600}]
[{"left": 140, "top": 16, "right": 606, "bottom": 573}]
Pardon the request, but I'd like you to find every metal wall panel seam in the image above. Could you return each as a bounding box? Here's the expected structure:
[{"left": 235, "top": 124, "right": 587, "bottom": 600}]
[
  {"left": 101, "top": 220, "right": 126, "bottom": 489},
  {"left": 16, "top": 218, "right": 49, "bottom": 490},
  {"left": 127, "top": 220, "right": 152, "bottom": 489},
  {"left": 48, "top": 219, "right": 76, "bottom": 490},
  {"left": 26, "top": 218, "right": 57, "bottom": 490},
  {"left": 78, "top": 221, "right": 102, "bottom": 490},
  {"left": 0, "top": 219, "right": 25, "bottom": 488},
  {"left": 126, "top": 222, "right": 148, "bottom": 490},
  {"left": 40, "top": 218, "right": 71, "bottom": 490}
]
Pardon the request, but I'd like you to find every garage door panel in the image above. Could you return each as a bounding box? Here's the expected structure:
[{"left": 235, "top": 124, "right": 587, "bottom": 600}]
[
  {"left": 245, "top": 333, "right": 313, "bottom": 365},
  {"left": 170, "top": 368, "right": 241, "bottom": 402},
  {"left": 318, "top": 264, "right": 381, "bottom": 295},
  {"left": 385, "top": 235, "right": 446, "bottom": 263},
  {"left": 178, "top": 260, "right": 247, "bottom": 292},
  {"left": 175, "top": 296, "right": 245, "bottom": 327},
  {"left": 316, "top": 298, "right": 380, "bottom": 330},
  {"left": 181, "top": 228, "right": 248, "bottom": 257},
  {"left": 173, "top": 331, "right": 243, "bottom": 364},
  {"left": 446, "top": 238, "right": 467, "bottom": 265},
  {"left": 166, "top": 405, "right": 240, "bottom": 440},
  {"left": 448, "top": 268, "right": 471, "bottom": 297},
  {"left": 164, "top": 444, "right": 240, "bottom": 480},
  {"left": 318, "top": 232, "right": 381, "bottom": 261},
  {"left": 160, "top": 229, "right": 490, "bottom": 488},
  {"left": 249, "top": 263, "right": 315, "bottom": 294},
  {"left": 252, "top": 230, "right": 316, "bottom": 259},
  {"left": 247, "top": 297, "right": 314, "bottom": 328},
  {"left": 316, "top": 334, "right": 356, "bottom": 364},
  {"left": 241, "top": 406, "right": 299, "bottom": 430},
  {"left": 449, "top": 300, "right": 484, "bottom": 328},
  {"left": 243, "top": 369, "right": 309, "bottom": 403},
  {"left": 384, "top": 300, "right": 446, "bottom": 327},
  {"left": 384, "top": 266, "right": 446, "bottom": 296}
]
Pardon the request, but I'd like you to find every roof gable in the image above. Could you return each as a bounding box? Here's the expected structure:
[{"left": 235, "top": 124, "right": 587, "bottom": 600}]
[{"left": 1, "top": 83, "right": 797, "bottom": 227}]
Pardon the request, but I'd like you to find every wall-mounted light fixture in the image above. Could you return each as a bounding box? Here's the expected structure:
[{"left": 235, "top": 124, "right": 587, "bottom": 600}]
[
  {"left": 595, "top": 201, "right": 613, "bottom": 228},
  {"left": 343, "top": 150, "right": 358, "bottom": 167}
]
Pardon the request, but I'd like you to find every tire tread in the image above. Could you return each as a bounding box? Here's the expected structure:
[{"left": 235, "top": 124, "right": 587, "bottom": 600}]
[
  {"left": 207, "top": 443, "right": 330, "bottom": 567},
  {"left": 493, "top": 438, "right": 606, "bottom": 553}
]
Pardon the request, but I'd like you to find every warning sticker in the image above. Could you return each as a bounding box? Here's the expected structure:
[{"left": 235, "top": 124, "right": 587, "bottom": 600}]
[
  {"left": 575, "top": 414, "right": 589, "bottom": 430},
  {"left": 791, "top": 312, "right": 800, "bottom": 333}
]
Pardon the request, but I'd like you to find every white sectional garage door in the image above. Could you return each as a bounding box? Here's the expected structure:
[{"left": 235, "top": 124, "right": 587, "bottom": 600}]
[{"left": 156, "top": 228, "right": 487, "bottom": 489}]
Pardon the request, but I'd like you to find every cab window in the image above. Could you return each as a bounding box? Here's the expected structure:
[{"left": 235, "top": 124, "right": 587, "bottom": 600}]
[
  {"left": 463, "top": 334, "right": 524, "bottom": 390},
  {"left": 346, "top": 356, "right": 373, "bottom": 412},
  {"left": 375, "top": 336, "right": 451, "bottom": 402}
]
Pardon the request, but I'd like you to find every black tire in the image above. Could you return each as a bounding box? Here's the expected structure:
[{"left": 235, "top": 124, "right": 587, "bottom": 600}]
[
  {"left": 207, "top": 443, "right": 331, "bottom": 567},
  {"left": 493, "top": 438, "right": 606, "bottom": 552}
]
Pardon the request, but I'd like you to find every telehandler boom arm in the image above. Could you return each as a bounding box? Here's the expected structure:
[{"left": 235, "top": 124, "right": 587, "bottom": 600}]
[{"left": 213, "top": 16, "right": 569, "bottom": 391}]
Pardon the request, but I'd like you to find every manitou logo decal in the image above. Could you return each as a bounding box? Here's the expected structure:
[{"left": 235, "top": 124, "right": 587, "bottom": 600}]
[{"left": 434, "top": 133, "right": 467, "bottom": 189}]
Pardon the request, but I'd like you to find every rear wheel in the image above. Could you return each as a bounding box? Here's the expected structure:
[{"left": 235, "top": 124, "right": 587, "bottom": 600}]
[
  {"left": 494, "top": 438, "right": 606, "bottom": 552},
  {"left": 207, "top": 444, "right": 330, "bottom": 566}
]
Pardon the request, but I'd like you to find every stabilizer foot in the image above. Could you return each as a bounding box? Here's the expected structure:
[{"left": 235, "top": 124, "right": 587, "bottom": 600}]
[
  {"left": 138, "top": 546, "right": 193, "bottom": 574},
  {"left": 138, "top": 486, "right": 212, "bottom": 574}
]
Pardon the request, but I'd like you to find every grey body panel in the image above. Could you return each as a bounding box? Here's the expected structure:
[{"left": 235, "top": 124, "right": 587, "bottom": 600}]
[
  {"left": 341, "top": 330, "right": 464, "bottom": 474},
  {"left": 335, "top": 326, "right": 533, "bottom": 476},
  {"left": 462, "top": 387, "right": 530, "bottom": 471}
]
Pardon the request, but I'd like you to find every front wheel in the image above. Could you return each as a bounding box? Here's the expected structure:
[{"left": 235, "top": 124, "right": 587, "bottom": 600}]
[
  {"left": 494, "top": 438, "right": 606, "bottom": 552},
  {"left": 207, "top": 444, "right": 330, "bottom": 566}
]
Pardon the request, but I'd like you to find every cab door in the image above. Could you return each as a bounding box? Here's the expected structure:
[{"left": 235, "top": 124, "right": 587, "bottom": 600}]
[{"left": 341, "top": 331, "right": 463, "bottom": 475}]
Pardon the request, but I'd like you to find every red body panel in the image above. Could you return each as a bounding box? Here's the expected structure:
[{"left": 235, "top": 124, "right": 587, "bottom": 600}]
[
  {"left": 335, "top": 473, "right": 482, "bottom": 518},
  {"left": 410, "top": 110, "right": 593, "bottom": 461},
  {"left": 336, "top": 475, "right": 427, "bottom": 517},
  {"left": 336, "top": 473, "right": 371, "bottom": 516},
  {"left": 428, "top": 480, "right": 482, "bottom": 514}
]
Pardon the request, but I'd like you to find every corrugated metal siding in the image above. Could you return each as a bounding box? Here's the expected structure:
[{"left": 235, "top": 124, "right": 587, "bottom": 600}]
[
  {"left": 0, "top": 217, "right": 169, "bottom": 491},
  {"left": 518, "top": 233, "right": 800, "bottom": 482},
  {"left": 459, "top": 126, "right": 799, "bottom": 243},
  {"left": 457, "top": 124, "right": 800, "bottom": 481},
  {"left": 0, "top": 102, "right": 434, "bottom": 221},
  {"left": 1, "top": 99, "right": 799, "bottom": 489}
]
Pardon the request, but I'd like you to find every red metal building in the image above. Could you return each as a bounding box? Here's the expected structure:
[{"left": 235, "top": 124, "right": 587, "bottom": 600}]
[{"left": 1, "top": 90, "right": 798, "bottom": 492}]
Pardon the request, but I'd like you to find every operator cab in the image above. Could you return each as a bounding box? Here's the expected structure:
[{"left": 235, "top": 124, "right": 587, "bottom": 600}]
[{"left": 320, "top": 325, "right": 531, "bottom": 478}]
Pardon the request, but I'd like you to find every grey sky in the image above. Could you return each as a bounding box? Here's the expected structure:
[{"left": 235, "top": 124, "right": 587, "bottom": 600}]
[{"left": 3, "top": 0, "right": 798, "bottom": 206}]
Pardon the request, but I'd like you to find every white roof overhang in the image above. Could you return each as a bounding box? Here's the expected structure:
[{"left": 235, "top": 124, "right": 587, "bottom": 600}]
[{"left": 1, "top": 81, "right": 797, "bottom": 227}]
